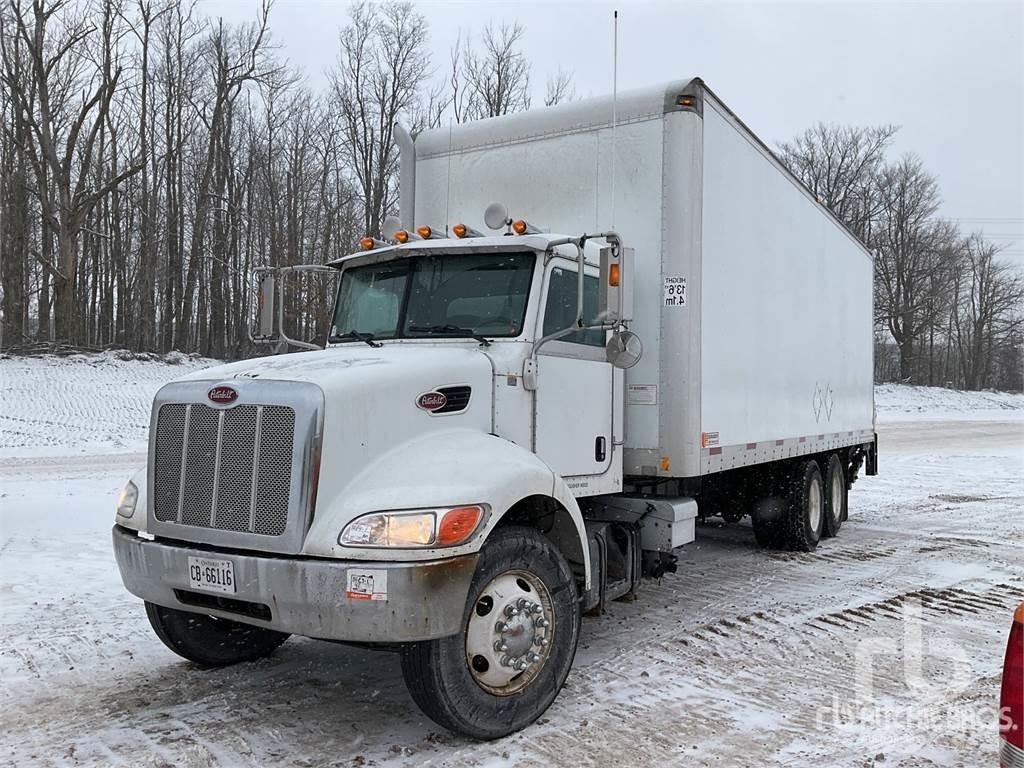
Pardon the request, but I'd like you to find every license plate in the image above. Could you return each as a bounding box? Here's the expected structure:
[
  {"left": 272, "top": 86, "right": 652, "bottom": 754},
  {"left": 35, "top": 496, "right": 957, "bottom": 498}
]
[{"left": 187, "top": 556, "right": 236, "bottom": 595}]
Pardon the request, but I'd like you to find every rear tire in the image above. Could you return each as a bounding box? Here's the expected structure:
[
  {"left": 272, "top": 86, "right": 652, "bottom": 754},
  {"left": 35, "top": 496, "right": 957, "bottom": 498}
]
[
  {"left": 400, "top": 526, "right": 580, "bottom": 740},
  {"left": 822, "top": 453, "right": 847, "bottom": 538},
  {"left": 145, "top": 602, "right": 289, "bottom": 667},
  {"left": 784, "top": 460, "right": 825, "bottom": 552}
]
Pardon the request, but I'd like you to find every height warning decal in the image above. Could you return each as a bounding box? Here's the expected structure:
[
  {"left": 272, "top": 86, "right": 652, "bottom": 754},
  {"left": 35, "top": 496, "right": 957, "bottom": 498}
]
[{"left": 664, "top": 276, "right": 687, "bottom": 307}]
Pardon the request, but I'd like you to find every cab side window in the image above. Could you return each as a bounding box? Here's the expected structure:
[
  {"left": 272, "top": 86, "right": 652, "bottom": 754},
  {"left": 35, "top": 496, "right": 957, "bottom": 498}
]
[{"left": 542, "top": 267, "right": 605, "bottom": 347}]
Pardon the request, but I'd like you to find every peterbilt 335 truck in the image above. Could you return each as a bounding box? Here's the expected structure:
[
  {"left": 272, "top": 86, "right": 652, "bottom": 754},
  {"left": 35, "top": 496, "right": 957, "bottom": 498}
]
[{"left": 113, "top": 77, "right": 877, "bottom": 739}]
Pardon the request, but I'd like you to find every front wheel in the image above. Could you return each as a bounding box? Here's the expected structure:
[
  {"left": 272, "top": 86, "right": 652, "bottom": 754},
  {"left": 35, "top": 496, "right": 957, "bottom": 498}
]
[
  {"left": 400, "top": 526, "right": 580, "bottom": 740},
  {"left": 145, "top": 602, "right": 289, "bottom": 667}
]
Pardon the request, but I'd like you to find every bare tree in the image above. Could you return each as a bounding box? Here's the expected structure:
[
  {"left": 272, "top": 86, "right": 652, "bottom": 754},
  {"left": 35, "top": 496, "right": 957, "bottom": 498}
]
[
  {"left": 953, "top": 235, "right": 1024, "bottom": 389},
  {"left": 544, "top": 68, "right": 574, "bottom": 107},
  {"left": 3, "top": 0, "right": 144, "bottom": 344},
  {"left": 462, "top": 21, "right": 530, "bottom": 120},
  {"left": 872, "top": 155, "right": 956, "bottom": 382},
  {"left": 176, "top": 0, "right": 273, "bottom": 350},
  {"left": 777, "top": 123, "right": 897, "bottom": 241},
  {"left": 329, "top": 1, "right": 430, "bottom": 237}
]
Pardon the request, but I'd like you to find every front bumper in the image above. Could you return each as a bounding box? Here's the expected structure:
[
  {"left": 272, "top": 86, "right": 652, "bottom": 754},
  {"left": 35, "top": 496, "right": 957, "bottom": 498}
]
[{"left": 112, "top": 525, "right": 478, "bottom": 642}]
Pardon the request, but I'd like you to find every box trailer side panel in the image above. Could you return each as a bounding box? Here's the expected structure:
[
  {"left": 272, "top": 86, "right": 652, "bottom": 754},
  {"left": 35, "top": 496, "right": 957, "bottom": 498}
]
[{"left": 679, "top": 95, "right": 875, "bottom": 476}]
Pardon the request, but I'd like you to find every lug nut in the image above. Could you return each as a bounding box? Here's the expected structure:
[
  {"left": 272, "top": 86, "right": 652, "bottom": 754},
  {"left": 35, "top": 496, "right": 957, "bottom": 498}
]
[
  {"left": 532, "top": 603, "right": 544, "bottom": 614},
  {"left": 537, "top": 637, "right": 549, "bottom": 647},
  {"left": 505, "top": 605, "right": 519, "bottom": 617},
  {"left": 514, "top": 659, "right": 529, "bottom": 671},
  {"left": 494, "top": 641, "right": 508, "bottom": 652},
  {"left": 517, "top": 598, "right": 529, "bottom": 609},
  {"left": 495, "top": 621, "right": 508, "bottom": 633},
  {"left": 536, "top": 618, "right": 549, "bottom": 628}
]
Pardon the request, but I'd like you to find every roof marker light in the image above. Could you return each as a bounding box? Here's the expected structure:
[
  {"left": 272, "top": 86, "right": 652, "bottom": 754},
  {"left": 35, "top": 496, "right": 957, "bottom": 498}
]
[
  {"left": 453, "top": 223, "right": 484, "bottom": 239},
  {"left": 417, "top": 225, "right": 443, "bottom": 240},
  {"left": 511, "top": 219, "right": 541, "bottom": 235}
]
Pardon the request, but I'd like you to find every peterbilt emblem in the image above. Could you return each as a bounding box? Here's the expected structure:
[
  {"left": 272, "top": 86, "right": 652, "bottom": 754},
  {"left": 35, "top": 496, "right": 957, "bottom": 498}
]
[
  {"left": 416, "top": 391, "right": 447, "bottom": 411},
  {"left": 208, "top": 385, "right": 238, "bottom": 405}
]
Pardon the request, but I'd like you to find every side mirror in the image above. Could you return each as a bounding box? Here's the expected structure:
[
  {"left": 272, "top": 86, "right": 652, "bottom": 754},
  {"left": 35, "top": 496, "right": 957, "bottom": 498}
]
[
  {"left": 599, "top": 246, "right": 633, "bottom": 325},
  {"left": 253, "top": 270, "right": 277, "bottom": 339},
  {"left": 606, "top": 330, "right": 643, "bottom": 369}
]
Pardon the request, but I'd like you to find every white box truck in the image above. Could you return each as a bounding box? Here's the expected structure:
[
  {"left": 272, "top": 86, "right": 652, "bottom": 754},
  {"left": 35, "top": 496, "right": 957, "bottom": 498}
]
[{"left": 113, "top": 77, "right": 877, "bottom": 739}]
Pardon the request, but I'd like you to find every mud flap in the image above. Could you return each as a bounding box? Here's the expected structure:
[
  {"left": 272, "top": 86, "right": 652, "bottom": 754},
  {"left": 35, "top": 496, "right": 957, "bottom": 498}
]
[{"left": 866, "top": 433, "right": 879, "bottom": 476}]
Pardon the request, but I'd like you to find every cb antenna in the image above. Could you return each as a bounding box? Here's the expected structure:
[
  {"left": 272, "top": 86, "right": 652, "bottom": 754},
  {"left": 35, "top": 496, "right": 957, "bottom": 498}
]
[{"left": 611, "top": 9, "right": 618, "bottom": 228}]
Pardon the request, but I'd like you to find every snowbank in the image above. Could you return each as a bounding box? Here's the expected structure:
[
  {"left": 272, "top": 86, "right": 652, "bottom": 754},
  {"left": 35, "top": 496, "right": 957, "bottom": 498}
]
[
  {"left": 0, "top": 350, "right": 218, "bottom": 457},
  {"left": 874, "top": 383, "right": 1024, "bottom": 422},
  {"left": 2, "top": 353, "right": 1021, "bottom": 457}
]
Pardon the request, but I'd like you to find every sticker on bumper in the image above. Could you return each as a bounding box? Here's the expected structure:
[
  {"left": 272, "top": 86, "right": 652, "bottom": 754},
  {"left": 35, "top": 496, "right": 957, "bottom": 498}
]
[{"left": 346, "top": 569, "right": 388, "bottom": 601}]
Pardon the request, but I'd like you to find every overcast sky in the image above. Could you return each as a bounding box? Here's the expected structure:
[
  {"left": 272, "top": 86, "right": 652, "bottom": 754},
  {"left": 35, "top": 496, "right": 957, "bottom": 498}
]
[{"left": 206, "top": 0, "right": 1023, "bottom": 263}]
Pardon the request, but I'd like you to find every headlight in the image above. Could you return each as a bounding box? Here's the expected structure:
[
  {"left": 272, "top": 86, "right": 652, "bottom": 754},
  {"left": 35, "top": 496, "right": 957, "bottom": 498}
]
[
  {"left": 116, "top": 480, "right": 139, "bottom": 518},
  {"left": 339, "top": 505, "right": 484, "bottom": 548}
]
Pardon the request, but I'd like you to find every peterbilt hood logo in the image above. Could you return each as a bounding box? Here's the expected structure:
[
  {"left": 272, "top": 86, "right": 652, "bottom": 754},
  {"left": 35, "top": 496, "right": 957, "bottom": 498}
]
[
  {"left": 208, "top": 385, "right": 238, "bottom": 405},
  {"left": 416, "top": 391, "right": 447, "bottom": 411}
]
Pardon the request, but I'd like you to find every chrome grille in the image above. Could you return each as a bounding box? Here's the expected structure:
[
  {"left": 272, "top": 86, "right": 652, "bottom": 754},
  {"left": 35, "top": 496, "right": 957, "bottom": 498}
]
[{"left": 153, "top": 403, "right": 296, "bottom": 537}]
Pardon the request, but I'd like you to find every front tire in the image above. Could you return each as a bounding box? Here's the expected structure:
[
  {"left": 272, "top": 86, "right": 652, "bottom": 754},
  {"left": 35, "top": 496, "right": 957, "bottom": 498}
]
[
  {"left": 145, "top": 602, "right": 289, "bottom": 667},
  {"left": 400, "top": 526, "right": 580, "bottom": 740},
  {"left": 784, "top": 460, "right": 825, "bottom": 552}
]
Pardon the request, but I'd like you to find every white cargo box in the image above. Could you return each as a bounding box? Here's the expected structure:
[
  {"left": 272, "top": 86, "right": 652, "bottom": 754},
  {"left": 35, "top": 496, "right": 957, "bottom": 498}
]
[{"left": 411, "top": 77, "right": 875, "bottom": 479}]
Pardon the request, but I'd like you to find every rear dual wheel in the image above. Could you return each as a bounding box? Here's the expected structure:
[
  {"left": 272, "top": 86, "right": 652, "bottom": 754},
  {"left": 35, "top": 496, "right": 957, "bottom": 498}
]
[
  {"left": 753, "top": 456, "right": 848, "bottom": 552},
  {"left": 401, "top": 526, "right": 580, "bottom": 740},
  {"left": 785, "top": 460, "right": 825, "bottom": 551},
  {"left": 822, "top": 453, "right": 847, "bottom": 538}
]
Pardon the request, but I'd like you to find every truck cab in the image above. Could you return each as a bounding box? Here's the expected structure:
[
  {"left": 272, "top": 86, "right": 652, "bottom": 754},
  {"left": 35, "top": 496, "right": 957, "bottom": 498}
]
[{"left": 114, "top": 224, "right": 655, "bottom": 740}]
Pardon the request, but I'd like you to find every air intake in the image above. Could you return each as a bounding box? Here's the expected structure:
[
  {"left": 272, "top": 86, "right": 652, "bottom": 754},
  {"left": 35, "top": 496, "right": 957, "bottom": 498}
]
[{"left": 434, "top": 386, "right": 471, "bottom": 414}]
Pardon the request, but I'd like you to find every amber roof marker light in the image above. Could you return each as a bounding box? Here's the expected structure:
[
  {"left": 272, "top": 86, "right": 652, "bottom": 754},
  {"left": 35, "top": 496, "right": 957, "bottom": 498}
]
[
  {"left": 453, "top": 223, "right": 484, "bottom": 239},
  {"left": 511, "top": 219, "right": 541, "bottom": 236},
  {"left": 416, "top": 225, "right": 444, "bottom": 240}
]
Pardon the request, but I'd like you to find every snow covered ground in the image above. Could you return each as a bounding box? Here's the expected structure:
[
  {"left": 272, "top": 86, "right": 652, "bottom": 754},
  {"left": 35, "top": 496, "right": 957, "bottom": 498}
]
[
  {"left": 0, "top": 354, "right": 1021, "bottom": 767},
  {"left": 0, "top": 351, "right": 218, "bottom": 458},
  {"left": 875, "top": 383, "right": 1024, "bottom": 422}
]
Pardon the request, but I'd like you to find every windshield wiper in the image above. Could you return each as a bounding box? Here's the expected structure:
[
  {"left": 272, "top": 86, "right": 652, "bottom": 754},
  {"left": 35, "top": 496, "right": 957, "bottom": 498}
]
[
  {"left": 408, "top": 324, "right": 492, "bottom": 347},
  {"left": 332, "top": 330, "right": 382, "bottom": 348}
]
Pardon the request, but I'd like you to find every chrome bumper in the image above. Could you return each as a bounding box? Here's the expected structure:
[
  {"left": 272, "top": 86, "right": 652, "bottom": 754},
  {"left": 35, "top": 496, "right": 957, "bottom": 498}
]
[{"left": 113, "top": 525, "right": 478, "bottom": 642}]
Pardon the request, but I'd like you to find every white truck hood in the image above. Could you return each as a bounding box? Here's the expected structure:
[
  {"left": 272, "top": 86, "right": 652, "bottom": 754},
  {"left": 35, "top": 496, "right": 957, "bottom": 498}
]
[{"left": 176, "top": 344, "right": 493, "bottom": 404}]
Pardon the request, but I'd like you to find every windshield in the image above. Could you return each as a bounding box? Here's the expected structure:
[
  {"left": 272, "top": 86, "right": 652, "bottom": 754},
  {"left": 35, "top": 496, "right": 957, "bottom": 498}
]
[{"left": 330, "top": 251, "right": 536, "bottom": 343}]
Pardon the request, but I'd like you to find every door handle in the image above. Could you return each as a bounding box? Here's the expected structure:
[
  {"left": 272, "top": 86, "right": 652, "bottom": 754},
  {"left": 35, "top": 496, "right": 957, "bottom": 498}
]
[{"left": 595, "top": 436, "right": 607, "bottom": 462}]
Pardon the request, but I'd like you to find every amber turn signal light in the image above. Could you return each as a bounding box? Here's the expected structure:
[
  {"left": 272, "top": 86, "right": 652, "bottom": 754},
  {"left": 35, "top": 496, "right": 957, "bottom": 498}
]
[
  {"left": 359, "top": 236, "right": 374, "bottom": 251},
  {"left": 437, "top": 505, "right": 483, "bottom": 546}
]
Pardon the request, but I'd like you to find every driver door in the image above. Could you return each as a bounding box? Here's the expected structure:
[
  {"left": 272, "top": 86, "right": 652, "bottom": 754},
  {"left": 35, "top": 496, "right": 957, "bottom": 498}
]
[{"left": 534, "top": 259, "right": 614, "bottom": 478}]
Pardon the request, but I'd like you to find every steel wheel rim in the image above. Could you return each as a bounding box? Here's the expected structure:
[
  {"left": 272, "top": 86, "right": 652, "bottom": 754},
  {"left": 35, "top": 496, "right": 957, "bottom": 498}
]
[
  {"left": 831, "top": 469, "right": 844, "bottom": 522},
  {"left": 808, "top": 475, "right": 823, "bottom": 532},
  {"left": 464, "top": 569, "right": 554, "bottom": 695}
]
